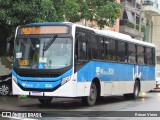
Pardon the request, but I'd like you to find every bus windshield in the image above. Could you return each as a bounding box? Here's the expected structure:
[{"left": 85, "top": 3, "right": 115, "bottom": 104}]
[{"left": 14, "top": 36, "right": 72, "bottom": 69}]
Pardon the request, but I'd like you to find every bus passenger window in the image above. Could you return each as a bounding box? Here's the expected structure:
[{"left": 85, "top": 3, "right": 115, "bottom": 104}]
[
  {"left": 91, "top": 34, "right": 98, "bottom": 59},
  {"left": 128, "top": 44, "right": 136, "bottom": 64},
  {"left": 99, "top": 37, "right": 105, "bottom": 60},
  {"left": 105, "top": 38, "right": 116, "bottom": 61},
  {"left": 79, "top": 42, "right": 87, "bottom": 60},
  {"left": 117, "top": 41, "right": 126, "bottom": 62},
  {"left": 145, "top": 47, "right": 153, "bottom": 65},
  {"left": 76, "top": 37, "right": 87, "bottom": 60},
  {"left": 137, "top": 46, "right": 144, "bottom": 64}
]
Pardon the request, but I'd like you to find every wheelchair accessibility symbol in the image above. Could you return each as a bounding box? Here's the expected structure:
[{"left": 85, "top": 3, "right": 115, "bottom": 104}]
[{"left": 38, "top": 63, "right": 44, "bottom": 69}]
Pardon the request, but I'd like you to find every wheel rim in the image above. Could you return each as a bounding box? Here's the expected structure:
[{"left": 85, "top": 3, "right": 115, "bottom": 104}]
[{"left": 0, "top": 85, "right": 9, "bottom": 95}]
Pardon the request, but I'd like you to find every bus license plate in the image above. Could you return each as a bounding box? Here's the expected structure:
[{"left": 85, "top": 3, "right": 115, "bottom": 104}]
[{"left": 30, "top": 92, "right": 43, "bottom": 96}]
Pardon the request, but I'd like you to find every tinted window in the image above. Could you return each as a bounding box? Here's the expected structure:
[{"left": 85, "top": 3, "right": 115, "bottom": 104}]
[
  {"left": 128, "top": 44, "right": 136, "bottom": 64},
  {"left": 75, "top": 29, "right": 89, "bottom": 60},
  {"left": 91, "top": 34, "right": 98, "bottom": 59},
  {"left": 99, "top": 37, "right": 105, "bottom": 60},
  {"left": 145, "top": 47, "right": 153, "bottom": 65},
  {"left": 105, "top": 38, "right": 116, "bottom": 61},
  {"left": 137, "top": 46, "right": 144, "bottom": 64},
  {"left": 117, "top": 41, "right": 127, "bottom": 62}
]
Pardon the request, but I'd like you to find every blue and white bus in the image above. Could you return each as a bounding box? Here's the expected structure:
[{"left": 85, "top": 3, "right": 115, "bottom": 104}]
[{"left": 11, "top": 22, "right": 155, "bottom": 106}]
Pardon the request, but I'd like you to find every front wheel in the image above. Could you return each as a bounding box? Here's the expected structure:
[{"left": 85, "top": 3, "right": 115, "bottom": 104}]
[
  {"left": 82, "top": 82, "right": 97, "bottom": 106},
  {"left": 38, "top": 97, "right": 53, "bottom": 105}
]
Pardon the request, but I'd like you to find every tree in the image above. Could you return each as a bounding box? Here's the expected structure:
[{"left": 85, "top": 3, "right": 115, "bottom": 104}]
[
  {"left": 77, "top": 0, "right": 122, "bottom": 29},
  {"left": 0, "top": 0, "right": 121, "bottom": 50},
  {"left": 0, "top": 0, "right": 78, "bottom": 53}
]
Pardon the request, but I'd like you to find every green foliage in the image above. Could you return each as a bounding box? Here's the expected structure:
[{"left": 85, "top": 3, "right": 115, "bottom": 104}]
[
  {"left": 77, "top": 0, "right": 122, "bottom": 28},
  {"left": 0, "top": 0, "right": 121, "bottom": 46},
  {"left": 64, "top": 0, "right": 80, "bottom": 22}
]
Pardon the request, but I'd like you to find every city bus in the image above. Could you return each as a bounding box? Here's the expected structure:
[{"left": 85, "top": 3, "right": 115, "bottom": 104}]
[{"left": 11, "top": 22, "right": 155, "bottom": 106}]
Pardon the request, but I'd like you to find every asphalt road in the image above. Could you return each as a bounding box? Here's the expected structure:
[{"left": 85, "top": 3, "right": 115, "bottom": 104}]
[{"left": 0, "top": 89, "right": 160, "bottom": 120}]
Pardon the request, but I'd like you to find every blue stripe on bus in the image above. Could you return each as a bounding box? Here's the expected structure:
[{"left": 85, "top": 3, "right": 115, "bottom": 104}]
[
  {"left": 77, "top": 61, "right": 155, "bottom": 82},
  {"left": 12, "top": 68, "right": 73, "bottom": 89}
]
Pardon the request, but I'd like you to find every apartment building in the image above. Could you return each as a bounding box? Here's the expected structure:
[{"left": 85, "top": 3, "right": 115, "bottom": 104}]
[
  {"left": 143, "top": 0, "right": 160, "bottom": 66},
  {"left": 120, "top": 0, "right": 160, "bottom": 69},
  {"left": 120, "top": 0, "right": 144, "bottom": 40}
]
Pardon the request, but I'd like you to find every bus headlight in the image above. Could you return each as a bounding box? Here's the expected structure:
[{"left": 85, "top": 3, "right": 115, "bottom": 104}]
[
  {"left": 61, "top": 76, "right": 71, "bottom": 85},
  {"left": 12, "top": 75, "right": 18, "bottom": 83}
]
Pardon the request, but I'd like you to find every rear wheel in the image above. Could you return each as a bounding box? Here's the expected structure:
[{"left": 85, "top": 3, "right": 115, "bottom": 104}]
[
  {"left": 38, "top": 97, "right": 53, "bottom": 105},
  {"left": 132, "top": 80, "right": 140, "bottom": 99},
  {"left": 124, "top": 80, "right": 140, "bottom": 99},
  {"left": 82, "top": 82, "right": 97, "bottom": 106}
]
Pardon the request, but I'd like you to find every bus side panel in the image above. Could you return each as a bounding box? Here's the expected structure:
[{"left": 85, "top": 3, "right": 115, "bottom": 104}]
[
  {"left": 140, "top": 81, "right": 155, "bottom": 92},
  {"left": 76, "top": 61, "right": 155, "bottom": 96}
]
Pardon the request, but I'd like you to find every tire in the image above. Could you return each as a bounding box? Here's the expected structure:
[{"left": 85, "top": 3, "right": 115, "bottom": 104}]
[
  {"left": 38, "top": 97, "right": 53, "bottom": 105},
  {"left": 0, "top": 83, "right": 11, "bottom": 95},
  {"left": 123, "top": 80, "right": 140, "bottom": 99},
  {"left": 132, "top": 80, "right": 140, "bottom": 99},
  {"left": 82, "top": 82, "right": 97, "bottom": 106}
]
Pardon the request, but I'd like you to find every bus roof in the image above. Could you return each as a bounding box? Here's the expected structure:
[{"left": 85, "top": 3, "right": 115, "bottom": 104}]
[
  {"left": 19, "top": 22, "right": 155, "bottom": 48},
  {"left": 95, "top": 30, "right": 155, "bottom": 47},
  {"left": 21, "top": 22, "right": 73, "bottom": 26},
  {"left": 74, "top": 23, "right": 155, "bottom": 48}
]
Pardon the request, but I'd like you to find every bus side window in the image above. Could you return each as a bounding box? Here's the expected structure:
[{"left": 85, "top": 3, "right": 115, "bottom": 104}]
[
  {"left": 99, "top": 37, "right": 105, "bottom": 60},
  {"left": 91, "top": 34, "right": 98, "bottom": 59},
  {"left": 145, "top": 47, "right": 153, "bottom": 65},
  {"left": 75, "top": 31, "right": 87, "bottom": 61},
  {"left": 79, "top": 41, "right": 87, "bottom": 60},
  {"left": 137, "top": 45, "right": 144, "bottom": 64},
  {"left": 128, "top": 43, "right": 136, "bottom": 64},
  {"left": 117, "top": 41, "right": 126, "bottom": 62},
  {"left": 105, "top": 38, "right": 116, "bottom": 61}
]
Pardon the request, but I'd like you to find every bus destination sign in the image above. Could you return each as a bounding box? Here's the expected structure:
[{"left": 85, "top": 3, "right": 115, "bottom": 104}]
[{"left": 18, "top": 26, "right": 69, "bottom": 35}]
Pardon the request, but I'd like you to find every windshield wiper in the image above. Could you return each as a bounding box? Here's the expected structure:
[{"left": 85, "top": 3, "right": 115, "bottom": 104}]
[
  {"left": 43, "top": 34, "right": 57, "bottom": 51},
  {"left": 27, "top": 36, "right": 35, "bottom": 51}
]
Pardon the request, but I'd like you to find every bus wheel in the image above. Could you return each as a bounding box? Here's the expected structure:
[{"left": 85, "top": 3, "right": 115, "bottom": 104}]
[
  {"left": 124, "top": 81, "right": 140, "bottom": 99},
  {"left": 82, "top": 82, "right": 97, "bottom": 106},
  {"left": 132, "top": 80, "right": 140, "bottom": 99},
  {"left": 38, "top": 97, "right": 52, "bottom": 105}
]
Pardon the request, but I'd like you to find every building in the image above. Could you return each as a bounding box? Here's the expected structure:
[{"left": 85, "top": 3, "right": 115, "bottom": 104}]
[
  {"left": 120, "top": 0, "right": 160, "bottom": 70},
  {"left": 143, "top": 0, "right": 160, "bottom": 67},
  {"left": 120, "top": 0, "right": 144, "bottom": 40}
]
